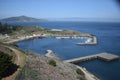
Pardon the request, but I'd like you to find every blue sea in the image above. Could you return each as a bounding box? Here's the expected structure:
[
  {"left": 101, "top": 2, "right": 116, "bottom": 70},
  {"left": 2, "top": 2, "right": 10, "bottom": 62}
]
[{"left": 10, "top": 21, "right": 120, "bottom": 80}]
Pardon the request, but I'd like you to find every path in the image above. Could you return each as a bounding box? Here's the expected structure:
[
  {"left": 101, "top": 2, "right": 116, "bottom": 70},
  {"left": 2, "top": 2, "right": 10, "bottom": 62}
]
[{"left": 2, "top": 45, "right": 25, "bottom": 80}]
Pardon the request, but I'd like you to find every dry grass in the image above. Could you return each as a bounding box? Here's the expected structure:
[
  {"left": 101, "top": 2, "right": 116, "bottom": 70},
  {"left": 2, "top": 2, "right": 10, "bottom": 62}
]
[{"left": 16, "top": 51, "right": 85, "bottom": 80}]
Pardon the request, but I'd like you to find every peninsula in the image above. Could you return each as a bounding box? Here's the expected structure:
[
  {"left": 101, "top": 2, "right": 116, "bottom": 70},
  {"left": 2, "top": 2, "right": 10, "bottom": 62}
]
[{"left": 0, "top": 22, "right": 97, "bottom": 45}]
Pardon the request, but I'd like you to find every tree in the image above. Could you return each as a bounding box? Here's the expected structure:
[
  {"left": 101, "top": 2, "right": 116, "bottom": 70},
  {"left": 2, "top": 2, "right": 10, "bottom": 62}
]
[{"left": 0, "top": 51, "right": 12, "bottom": 78}]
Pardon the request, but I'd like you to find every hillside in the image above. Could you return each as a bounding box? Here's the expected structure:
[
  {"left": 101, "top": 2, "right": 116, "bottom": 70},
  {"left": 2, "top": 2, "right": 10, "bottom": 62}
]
[
  {"left": 0, "top": 43, "right": 25, "bottom": 80},
  {"left": 0, "top": 23, "right": 91, "bottom": 36},
  {"left": 16, "top": 50, "right": 86, "bottom": 80},
  {"left": 0, "top": 16, "right": 46, "bottom": 22},
  {"left": 0, "top": 43, "right": 86, "bottom": 80}
]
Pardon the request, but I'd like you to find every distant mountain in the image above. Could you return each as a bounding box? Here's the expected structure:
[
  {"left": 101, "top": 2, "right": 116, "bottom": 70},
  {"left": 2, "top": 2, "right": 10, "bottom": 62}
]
[{"left": 0, "top": 16, "right": 47, "bottom": 22}]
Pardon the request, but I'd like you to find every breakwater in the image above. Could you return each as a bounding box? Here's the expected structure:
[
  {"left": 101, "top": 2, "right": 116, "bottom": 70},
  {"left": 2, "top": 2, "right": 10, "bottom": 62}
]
[
  {"left": 64, "top": 53, "right": 119, "bottom": 63},
  {"left": 45, "top": 49, "right": 99, "bottom": 80}
]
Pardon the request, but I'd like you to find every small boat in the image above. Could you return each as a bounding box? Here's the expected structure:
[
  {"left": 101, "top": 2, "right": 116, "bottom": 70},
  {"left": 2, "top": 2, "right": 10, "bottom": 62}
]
[
  {"left": 61, "top": 37, "right": 70, "bottom": 39},
  {"left": 56, "top": 36, "right": 70, "bottom": 39},
  {"left": 56, "top": 37, "right": 61, "bottom": 39}
]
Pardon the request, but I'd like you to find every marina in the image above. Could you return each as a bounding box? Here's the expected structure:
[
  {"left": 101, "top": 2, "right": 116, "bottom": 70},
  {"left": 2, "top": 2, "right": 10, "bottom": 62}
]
[{"left": 16, "top": 21, "right": 120, "bottom": 80}]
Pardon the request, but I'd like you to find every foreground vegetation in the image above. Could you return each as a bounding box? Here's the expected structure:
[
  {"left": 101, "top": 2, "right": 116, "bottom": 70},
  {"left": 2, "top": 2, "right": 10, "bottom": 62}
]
[
  {"left": 0, "top": 51, "right": 13, "bottom": 79},
  {"left": 0, "top": 22, "right": 45, "bottom": 35},
  {"left": 15, "top": 50, "right": 86, "bottom": 80},
  {"left": 0, "top": 43, "right": 86, "bottom": 80},
  {"left": 0, "top": 43, "right": 25, "bottom": 80}
]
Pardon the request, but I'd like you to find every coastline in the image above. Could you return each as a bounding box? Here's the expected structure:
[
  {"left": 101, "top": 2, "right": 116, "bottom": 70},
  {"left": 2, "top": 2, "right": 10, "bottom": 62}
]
[
  {"left": 75, "top": 65, "right": 99, "bottom": 80},
  {"left": 4, "top": 34, "right": 97, "bottom": 45},
  {"left": 2, "top": 31, "right": 99, "bottom": 80},
  {"left": 45, "top": 49, "right": 99, "bottom": 80},
  {"left": 4, "top": 35, "right": 41, "bottom": 44}
]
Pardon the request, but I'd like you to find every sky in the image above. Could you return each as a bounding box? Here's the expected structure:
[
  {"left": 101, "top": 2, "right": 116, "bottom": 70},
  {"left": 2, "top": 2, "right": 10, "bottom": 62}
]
[{"left": 0, "top": 0, "right": 120, "bottom": 21}]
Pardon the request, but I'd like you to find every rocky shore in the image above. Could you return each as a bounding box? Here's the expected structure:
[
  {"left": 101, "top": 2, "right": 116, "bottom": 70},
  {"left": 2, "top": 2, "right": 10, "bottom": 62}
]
[{"left": 45, "top": 50, "right": 99, "bottom": 80}]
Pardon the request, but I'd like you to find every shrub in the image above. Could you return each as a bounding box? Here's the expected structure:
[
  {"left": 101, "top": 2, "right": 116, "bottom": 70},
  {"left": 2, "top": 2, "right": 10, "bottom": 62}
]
[
  {"left": 76, "top": 68, "right": 84, "bottom": 76},
  {"left": 48, "top": 59, "right": 56, "bottom": 67},
  {"left": 0, "top": 51, "right": 12, "bottom": 77},
  {"left": 76, "top": 68, "right": 86, "bottom": 80}
]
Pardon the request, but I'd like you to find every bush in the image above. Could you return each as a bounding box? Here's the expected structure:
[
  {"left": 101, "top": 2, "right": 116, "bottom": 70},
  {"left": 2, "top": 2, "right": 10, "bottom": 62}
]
[
  {"left": 48, "top": 59, "right": 56, "bottom": 67},
  {"left": 76, "top": 68, "right": 86, "bottom": 80},
  {"left": 0, "top": 51, "right": 12, "bottom": 77},
  {"left": 76, "top": 68, "right": 84, "bottom": 76}
]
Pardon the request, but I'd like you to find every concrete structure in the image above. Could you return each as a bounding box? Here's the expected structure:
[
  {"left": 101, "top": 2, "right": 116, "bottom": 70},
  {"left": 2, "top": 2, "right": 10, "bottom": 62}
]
[
  {"left": 76, "top": 36, "right": 97, "bottom": 45},
  {"left": 64, "top": 53, "right": 119, "bottom": 63},
  {"left": 97, "top": 53, "right": 119, "bottom": 61}
]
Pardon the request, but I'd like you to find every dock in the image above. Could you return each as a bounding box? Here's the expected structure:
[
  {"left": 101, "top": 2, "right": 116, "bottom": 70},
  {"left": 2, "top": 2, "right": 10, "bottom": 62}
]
[
  {"left": 76, "top": 36, "right": 97, "bottom": 45},
  {"left": 64, "top": 53, "right": 119, "bottom": 63}
]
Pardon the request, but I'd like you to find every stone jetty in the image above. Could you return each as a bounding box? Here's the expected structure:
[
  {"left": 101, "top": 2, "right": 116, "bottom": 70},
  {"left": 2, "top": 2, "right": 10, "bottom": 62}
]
[{"left": 64, "top": 52, "right": 119, "bottom": 63}]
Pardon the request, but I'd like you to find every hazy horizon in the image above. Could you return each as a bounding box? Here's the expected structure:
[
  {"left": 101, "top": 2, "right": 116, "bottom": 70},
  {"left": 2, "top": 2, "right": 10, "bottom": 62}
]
[
  {"left": 1, "top": 15, "right": 120, "bottom": 22},
  {"left": 0, "top": 0, "right": 120, "bottom": 22}
]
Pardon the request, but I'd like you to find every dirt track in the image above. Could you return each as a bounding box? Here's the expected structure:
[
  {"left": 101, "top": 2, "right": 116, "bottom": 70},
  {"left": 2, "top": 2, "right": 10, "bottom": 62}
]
[{"left": 2, "top": 46, "right": 25, "bottom": 80}]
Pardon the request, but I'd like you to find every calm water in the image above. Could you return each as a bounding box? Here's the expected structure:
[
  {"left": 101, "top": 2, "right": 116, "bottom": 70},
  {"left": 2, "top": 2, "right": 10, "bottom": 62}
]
[{"left": 14, "top": 21, "right": 120, "bottom": 80}]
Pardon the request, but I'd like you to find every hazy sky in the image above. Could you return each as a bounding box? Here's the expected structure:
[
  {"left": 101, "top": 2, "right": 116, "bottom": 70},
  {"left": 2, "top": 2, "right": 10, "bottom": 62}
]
[{"left": 0, "top": 0, "right": 120, "bottom": 20}]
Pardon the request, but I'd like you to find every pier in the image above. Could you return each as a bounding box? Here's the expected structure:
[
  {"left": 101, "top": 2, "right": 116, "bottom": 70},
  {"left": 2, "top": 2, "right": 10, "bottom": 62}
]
[
  {"left": 76, "top": 36, "right": 97, "bottom": 45},
  {"left": 64, "top": 53, "right": 119, "bottom": 63}
]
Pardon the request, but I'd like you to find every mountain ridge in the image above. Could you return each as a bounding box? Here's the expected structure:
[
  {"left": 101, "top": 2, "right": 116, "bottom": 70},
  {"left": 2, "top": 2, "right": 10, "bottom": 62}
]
[{"left": 0, "top": 15, "right": 47, "bottom": 22}]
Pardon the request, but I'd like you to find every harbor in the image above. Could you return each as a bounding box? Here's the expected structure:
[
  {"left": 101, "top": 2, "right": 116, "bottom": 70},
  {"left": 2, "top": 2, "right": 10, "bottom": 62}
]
[
  {"left": 4, "top": 33, "right": 97, "bottom": 45},
  {"left": 45, "top": 49, "right": 100, "bottom": 80},
  {"left": 64, "top": 52, "right": 119, "bottom": 63},
  {"left": 16, "top": 22, "right": 120, "bottom": 80}
]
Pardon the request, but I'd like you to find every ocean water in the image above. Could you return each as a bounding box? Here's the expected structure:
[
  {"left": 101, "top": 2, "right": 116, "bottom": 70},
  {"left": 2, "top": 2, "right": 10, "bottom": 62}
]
[{"left": 13, "top": 21, "right": 120, "bottom": 80}]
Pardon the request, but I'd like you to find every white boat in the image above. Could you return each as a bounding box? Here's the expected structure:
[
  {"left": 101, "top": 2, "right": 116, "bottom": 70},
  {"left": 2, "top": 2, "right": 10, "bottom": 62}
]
[
  {"left": 56, "top": 36, "right": 70, "bottom": 39},
  {"left": 56, "top": 37, "right": 62, "bottom": 39},
  {"left": 60, "top": 37, "right": 70, "bottom": 39}
]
